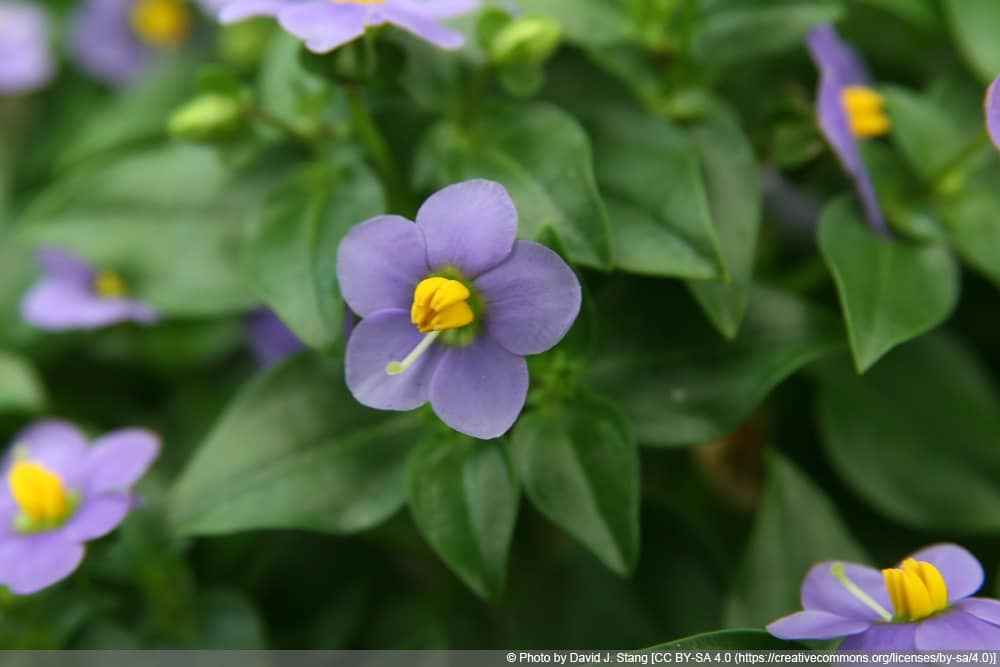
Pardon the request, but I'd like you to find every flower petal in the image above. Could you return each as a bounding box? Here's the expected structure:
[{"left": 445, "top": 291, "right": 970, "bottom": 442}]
[
  {"left": 337, "top": 215, "right": 429, "bottom": 318},
  {"left": 36, "top": 248, "right": 94, "bottom": 285},
  {"left": 381, "top": 5, "right": 465, "bottom": 49},
  {"left": 430, "top": 334, "right": 528, "bottom": 439},
  {"left": 417, "top": 180, "right": 518, "bottom": 278},
  {"left": 985, "top": 75, "right": 1000, "bottom": 151},
  {"left": 85, "top": 429, "right": 160, "bottom": 494},
  {"left": 958, "top": 598, "right": 1000, "bottom": 627},
  {"left": 61, "top": 494, "right": 131, "bottom": 542},
  {"left": 0, "top": 533, "right": 85, "bottom": 595},
  {"left": 219, "top": 0, "right": 287, "bottom": 23},
  {"left": 20, "top": 279, "right": 157, "bottom": 331},
  {"left": 393, "top": 0, "right": 481, "bottom": 19},
  {"left": 277, "top": 2, "right": 367, "bottom": 52},
  {"left": 838, "top": 623, "right": 917, "bottom": 650},
  {"left": 915, "top": 609, "right": 1000, "bottom": 649},
  {"left": 908, "top": 543, "right": 983, "bottom": 601},
  {"left": 805, "top": 25, "right": 888, "bottom": 236},
  {"left": 767, "top": 610, "right": 871, "bottom": 640},
  {"left": 801, "top": 561, "right": 894, "bottom": 622},
  {"left": 346, "top": 309, "right": 444, "bottom": 411},
  {"left": 5, "top": 420, "right": 90, "bottom": 488},
  {"left": 474, "top": 241, "right": 581, "bottom": 356},
  {"left": 245, "top": 308, "right": 305, "bottom": 369}
]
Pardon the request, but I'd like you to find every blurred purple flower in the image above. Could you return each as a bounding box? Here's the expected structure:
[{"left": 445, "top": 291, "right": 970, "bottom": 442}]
[
  {"left": 985, "top": 74, "right": 1000, "bottom": 151},
  {"left": 0, "top": 420, "right": 159, "bottom": 594},
  {"left": 338, "top": 179, "right": 581, "bottom": 439},
  {"left": 0, "top": 2, "right": 55, "bottom": 95},
  {"left": 20, "top": 247, "right": 158, "bottom": 331},
  {"left": 768, "top": 543, "right": 1000, "bottom": 649},
  {"left": 218, "top": 0, "right": 480, "bottom": 52},
  {"left": 245, "top": 308, "right": 305, "bottom": 369},
  {"left": 806, "top": 24, "right": 891, "bottom": 237},
  {"left": 70, "top": 0, "right": 192, "bottom": 85}
]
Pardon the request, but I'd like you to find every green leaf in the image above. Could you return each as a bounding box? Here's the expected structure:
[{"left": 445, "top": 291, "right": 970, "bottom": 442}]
[
  {"left": 244, "top": 155, "right": 384, "bottom": 349},
  {"left": 942, "top": 0, "right": 1000, "bottom": 82},
  {"left": 694, "top": 0, "right": 844, "bottom": 65},
  {"left": 817, "top": 332, "right": 1000, "bottom": 533},
  {"left": 725, "top": 454, "right": 869, "bottom": 628},
  {"left": 169, "top": 353, "right": 420, "bottom": 535},
  {"left": 818, "top": 197, "right": 959, "bottom": 372},
  {"left": 0, "top": 351, "right": 45, "bottom": 414},
  {"left": 415, "top": 102, "right": 612, "bottom": 269},
  {"left": 511, "top": 397, "right": 639, "bottom": 576},
  {"left": 513, "top": 0, "right": 635, "bottom": 48},
  {"left": 15, "top": 145, "right": 258, "bottom": 317},
  {"left": 882, "top": 86, "right": 970, "bottom": 183},
  {"left": 589, "top": 105, "right": 724, "bottom": 280},
  {"left": 407, "top": 435, "right": 519, "bottom": 601},
  {"left": 647, "top": 629, "right": 805, "bottom": 650},
  {"left": 587, "top": 280, "right": 841, "bottom": 446},
  {"left": 938, "top": 164, "right": 1000, "bottom": 289},
  {"left": 196, "top": 589, "right": 266, "bottom": 649},
  {"left": 685, "top": 106, "right": 762, "bottom": 338}
]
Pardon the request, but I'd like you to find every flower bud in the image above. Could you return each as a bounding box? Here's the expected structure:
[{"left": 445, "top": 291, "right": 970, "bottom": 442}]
[
  {"left": 167, "top": 93, "right": 245, "bottom": 143},
  {"left": 489, "top": 16, "right": 561, "bottom": 68}
]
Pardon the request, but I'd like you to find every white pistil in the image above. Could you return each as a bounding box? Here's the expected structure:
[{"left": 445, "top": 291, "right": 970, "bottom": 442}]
[
  {"left": 386, "top": 331, "right": 441, "bottom": 376},
  {"left": 830, "top": 562, "right": 894, "bottom": 622}
]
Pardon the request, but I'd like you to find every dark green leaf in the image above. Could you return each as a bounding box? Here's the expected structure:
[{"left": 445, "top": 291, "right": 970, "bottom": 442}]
[
  {"left": 407, "top": 435, "right": 519, "bottom": 601},
  {"left": 724, "top": 454, "right": 869, "bottom": 628},
  {"left": 942, "top": 0, "right": 1000, "bottom": 82},
  {"left": 169, "top": 353, "right": 419, "bottom": 535},
  {"left": 244, "top": 155, "right": 384, "bottom": 349},
  {"left": 817, "top": 333, "right": 1000, "bottom": 533},
  {"left": 818, "top": 197, "right": 959, "bottom": 372},
  {"left": 415, "top": 102, "right": 612, "bottom": 269},
  {"left": 882, "top": 86, "right": 970, "bottom": 183},
  {"left": 511, "top": 397, "right": 639, "bottom": 576}
]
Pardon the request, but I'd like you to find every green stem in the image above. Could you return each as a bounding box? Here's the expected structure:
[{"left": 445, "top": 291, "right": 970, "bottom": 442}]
[
  {"left": 930, "top": 130, "right": 992, "bottom": 195},
  {"left": 345, "top": 84, "right": 411, "bottom": 213},
  {"left": 459, "top": 65, "right": 493, "bottom": 128}
]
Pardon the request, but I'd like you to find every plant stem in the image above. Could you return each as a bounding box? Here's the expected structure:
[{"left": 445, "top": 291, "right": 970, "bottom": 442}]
[{"left": 930, "top": 130, "right": 992, "bottom": 195}]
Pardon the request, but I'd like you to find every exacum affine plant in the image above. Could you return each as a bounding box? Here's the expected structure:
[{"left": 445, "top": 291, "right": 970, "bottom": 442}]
[
  {"left": 337, "top": 179, "right": 581, "bottom": 439},
  {"left": 806, "top": 24, "right": 891, "bottom": 237},
  {"left": 768, "top": 543, "right": 1000, "bottom": 649},
  {"left": 70, "top": 0, "right": 193, "bottom": 85},
  {"left": 217, "top": 0, "right": 480, "bottom": 52},
  {"left": 0, "top": 420, "right": 159, "bottom": 594},
  {"left": 0, "top": 2, "right": 55, "bottom": 95},
  {"left": 20, "top": 248, "right": 159, "bottom": 331}
]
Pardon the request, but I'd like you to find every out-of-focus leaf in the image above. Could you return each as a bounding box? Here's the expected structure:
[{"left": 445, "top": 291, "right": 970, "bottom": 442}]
[
  {"left": 647, "top": 629, "right": 804, "bottom": 649},
  {"left": 15, "top": 145, "right": 258, "bottom": 317},
  {"left": 587, "top": 279, "right": 841, "bottom": 446},
  {"left": 513, "top": 0, "right": 635, "bottom": 48},
  {"left": 0, "top": 350, "right": 45, "bottom": 413},
  {"left": 407, "top": 435, "right": 519, "bottom": 601},
  {"left": 942, "top": 0, "right": 1000, "bottom": 82},
  {"left": 694, "top": 0, "right": 844, "bottom": 65},
  {"left": 818, "top": 197, "right": 959, "bottom": 372},
  {"left": 724, "top": 454, "right": 869, "bottom": 628},
  {"left": 197, "top": 589, "right": 266, "bottom": 649},
  {"left": 818, "top": 333, "right": 1000, "bottom": 533},
  {"left": 169, "top": 353, "right": 419, "bottom": 535},
  {"left": 512, "top": 397, "right": 639, "bottom": 576},
  {"left": 414, "top": 102, "right": 612, "bottom": 269},
  {"left": 244, "top": 154, "right": 384, "bottom": 349},
  {"left": 882, "top": 86, "right": 971, "bottom": 183}
]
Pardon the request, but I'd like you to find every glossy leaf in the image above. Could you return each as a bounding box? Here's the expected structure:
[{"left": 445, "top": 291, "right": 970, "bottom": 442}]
[
  {"left": 511, "top": 397, "right": 639, "bottom": 576},
  {"left": 169, "top": 353, "right": 420, "bottom": 535},
  {"left": 818, "top": 333, "right": 1000, "bottom": 533},
  {"left": 724, "top": 454, "right": 869, "bottom": 628},
  {"left": 818, "top": 197, "right": 959, "bottom": 372},
  {"left": 407, "top": 435, "right": 519, "bottom": 601}
]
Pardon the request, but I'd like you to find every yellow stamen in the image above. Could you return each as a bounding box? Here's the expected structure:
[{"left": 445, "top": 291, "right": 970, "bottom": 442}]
[
  {"left": 9, "top": 461, "right": 70, "bottom": 523},
  {"left": 130, "top": 0, "right": 191, "bottom": 49},
  {"left": 410, "top": 277, "right": 474, "bottom": 334},
  {"left": 841, "top": 85, "right": 891, "bottom": 139},
  {"left": 882, "top": 558, "right": 949, "bottom": 620},
  {"left": 94, "top": 269, "right": 128, "bottom": 298}
]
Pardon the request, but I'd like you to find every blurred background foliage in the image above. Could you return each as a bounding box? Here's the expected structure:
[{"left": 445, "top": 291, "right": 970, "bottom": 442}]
[{"left": 3, "top": 0, "right": 1000, "bottom": 650}]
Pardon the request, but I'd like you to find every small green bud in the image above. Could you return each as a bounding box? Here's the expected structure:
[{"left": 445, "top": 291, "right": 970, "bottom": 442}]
[
  {"left": 490, "top": 16, "right": 562, "bottom": 68},
  {"left": 168, "top": 93, "right": 245, "bottom": 143}
]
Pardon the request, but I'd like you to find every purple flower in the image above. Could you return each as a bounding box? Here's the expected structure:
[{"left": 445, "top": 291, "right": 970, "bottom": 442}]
[
  {"left": 0, "top": 419, "right": 159, "bottom": 594},
  {"left": 20, "top": 247, "right": 159, "bottom": 331},
  {"left": 768, "top": 543, "right": 1000, "bottom": 649},
  {"left": 70, "top": 0, "right": 193, "bottom": 85},
  {"left": 806, "top": 24, "right": 891, "bottom": 237},
  {"left": 985, "top": 74, "right": 1000, "bottom": 151},
  {"left": 337, "top": 179, "right": 581, "bottom": 439},
  {"left": 0, "top": 2, "right": 55, "bottom": 95},
  {"left": 244, "top": 308, "right": 306, "bottom": 369},
  {"left": 218, "top": 0, "right": 480, "bottom": 53}
]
